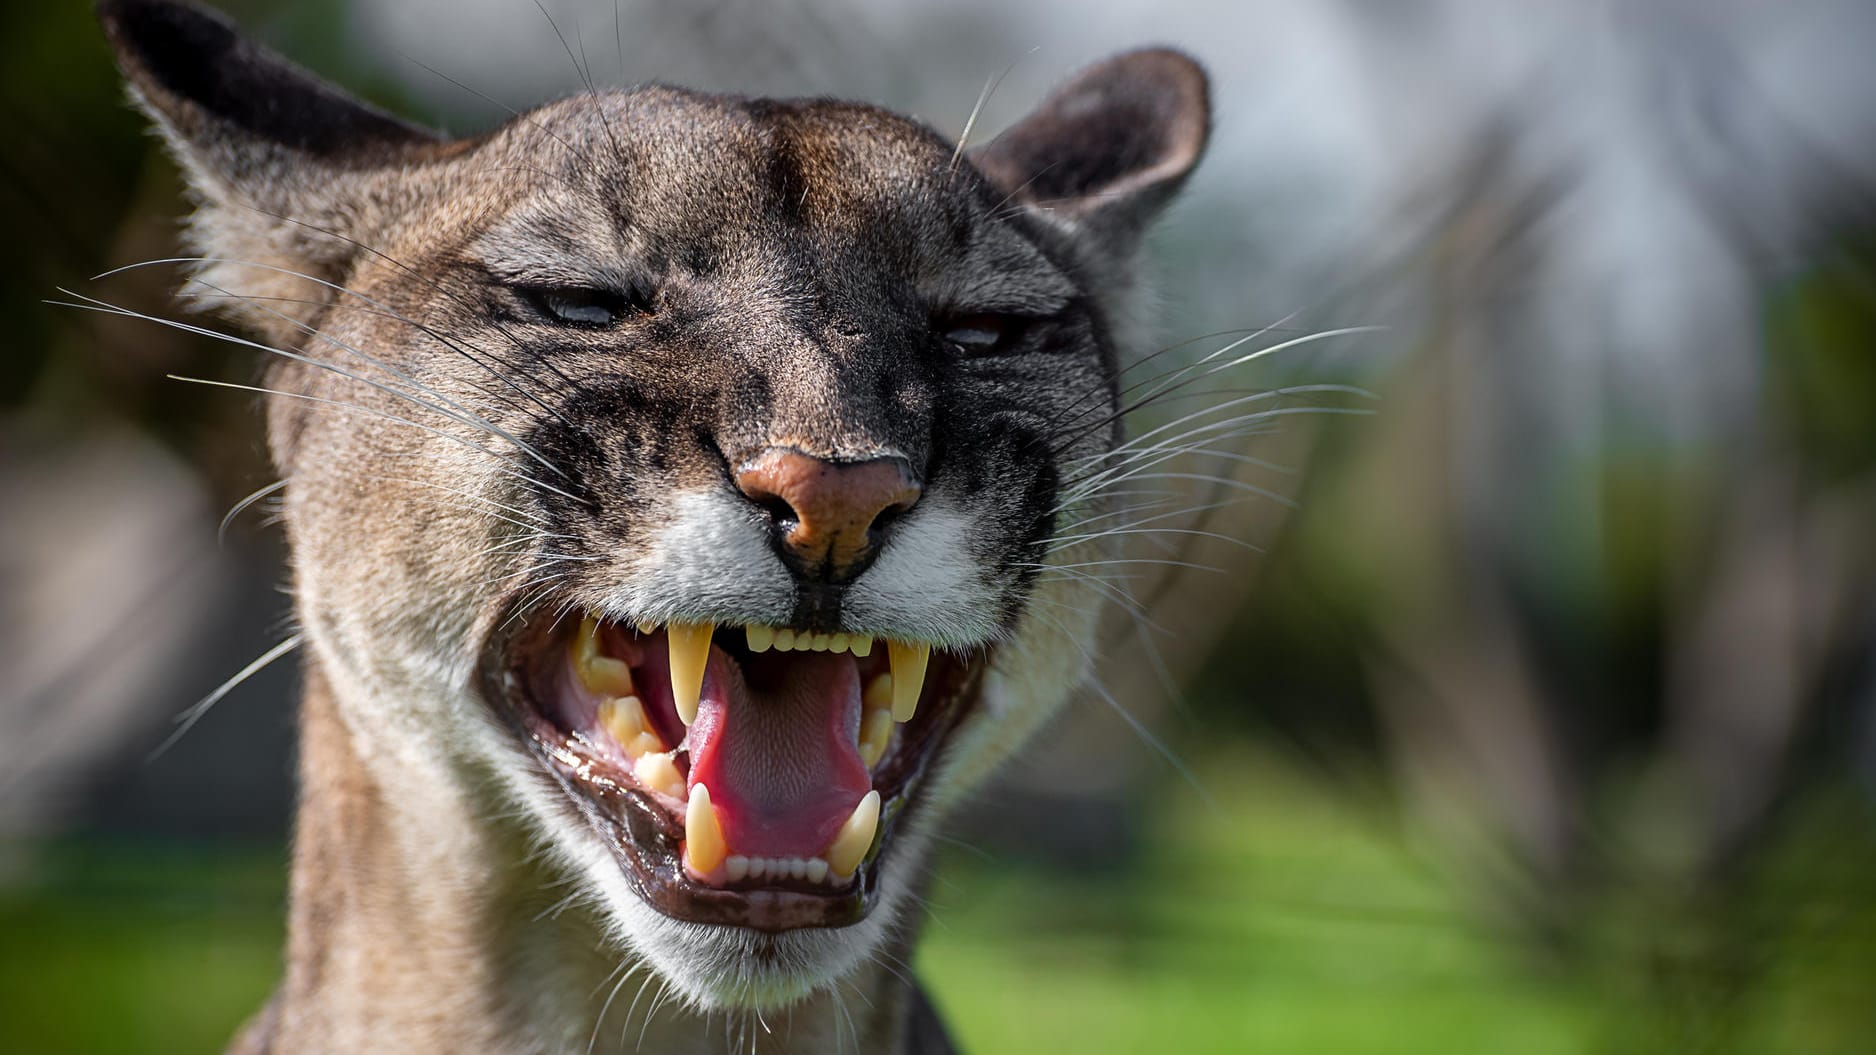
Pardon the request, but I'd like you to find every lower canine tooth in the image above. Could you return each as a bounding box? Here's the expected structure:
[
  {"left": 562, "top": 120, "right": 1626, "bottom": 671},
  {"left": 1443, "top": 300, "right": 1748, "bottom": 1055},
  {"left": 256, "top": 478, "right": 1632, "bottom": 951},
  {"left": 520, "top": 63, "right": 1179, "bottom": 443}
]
[
  {"left": 667, "top": 623, "right": 713, "bottom": 725},
  {"left": 684, "top": 783, "right": 727, "bottom": 875},
  {"left": 863, "top": 672, "right": 893, "bottom": 711},
  {"left": 858, "top": 707, "right": 893, "bottom": 768},
  {"left": 886, "top": 641, "right": 929, "bottom": 723},
  {"left": 826, "top": 789, "right": 881, "bottom": 878}
]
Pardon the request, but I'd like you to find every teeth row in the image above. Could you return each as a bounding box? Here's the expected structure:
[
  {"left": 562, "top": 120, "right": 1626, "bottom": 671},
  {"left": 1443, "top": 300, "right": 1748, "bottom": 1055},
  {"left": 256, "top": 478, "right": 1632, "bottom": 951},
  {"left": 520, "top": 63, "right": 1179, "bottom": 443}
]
[
  {"left": 746, "top": 626, "right": 873, "bottom": 656},
  {"left": 725, "top": 855, "right": 833, "bottom": 884},
  {"left": 685, "top": 785, "right": 881, "bottom": 882},
  {"left": 576, "top": 614, "right": 934, "bottom": 733}
]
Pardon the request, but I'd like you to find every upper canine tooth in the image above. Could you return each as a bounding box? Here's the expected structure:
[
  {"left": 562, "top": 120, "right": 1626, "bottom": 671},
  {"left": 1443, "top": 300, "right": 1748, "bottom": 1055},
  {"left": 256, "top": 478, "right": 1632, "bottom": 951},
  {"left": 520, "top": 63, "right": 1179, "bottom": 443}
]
[
  {"left": 574, "top": 615, "right": 603, "bottom": 665},
  {"left": 684, "top": 782, "right": 727, "bottom": 875},
  {"left": 886, "top": 641, "right": 929, "bottom": 723},
  {"left": 825, "top": 789, "right": 881, "bottom": 878},
  {"left": 667, "top": 624, "right": 713, "bottom": 726},
  {"left": 746, "top": 625, "right": 775, "bottom": 653}
]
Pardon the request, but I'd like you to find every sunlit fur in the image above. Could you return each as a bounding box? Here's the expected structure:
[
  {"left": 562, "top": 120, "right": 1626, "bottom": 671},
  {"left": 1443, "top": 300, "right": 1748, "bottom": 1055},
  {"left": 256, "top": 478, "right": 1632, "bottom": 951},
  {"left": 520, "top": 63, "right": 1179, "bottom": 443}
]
[{"left": 98, "top": 2, "right": 1209, "bottom": 1050}]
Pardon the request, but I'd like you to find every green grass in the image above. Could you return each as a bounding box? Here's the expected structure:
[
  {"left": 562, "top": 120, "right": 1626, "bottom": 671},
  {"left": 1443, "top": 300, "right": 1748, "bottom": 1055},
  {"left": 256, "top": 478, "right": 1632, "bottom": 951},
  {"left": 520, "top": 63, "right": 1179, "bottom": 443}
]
[
  {"left": 920, "top": 755, "right": 1589, "bottom": 1055},
  {"left": 3, "top": 751, "right": 1871, "bottom": 1053}
]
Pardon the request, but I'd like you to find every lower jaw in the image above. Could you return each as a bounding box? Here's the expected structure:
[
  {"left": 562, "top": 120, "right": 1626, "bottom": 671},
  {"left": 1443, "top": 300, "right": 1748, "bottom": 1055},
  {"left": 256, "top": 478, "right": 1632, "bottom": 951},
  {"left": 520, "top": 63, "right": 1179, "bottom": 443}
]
[{"left": 483, "top": 613, "right": 987, "bottom": 933}]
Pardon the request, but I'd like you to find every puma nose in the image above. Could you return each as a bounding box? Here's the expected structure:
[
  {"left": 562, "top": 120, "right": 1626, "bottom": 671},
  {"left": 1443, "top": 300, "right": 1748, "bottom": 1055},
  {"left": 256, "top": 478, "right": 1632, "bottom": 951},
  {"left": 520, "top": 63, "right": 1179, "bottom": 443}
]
[{"left": 734, "top": 449, "right": 922, "bottom": 582}]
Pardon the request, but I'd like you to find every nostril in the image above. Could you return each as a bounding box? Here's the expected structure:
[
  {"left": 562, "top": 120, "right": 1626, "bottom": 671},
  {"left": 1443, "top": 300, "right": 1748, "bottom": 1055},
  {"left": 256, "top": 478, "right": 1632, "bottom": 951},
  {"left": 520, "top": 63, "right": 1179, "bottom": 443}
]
[
  {"left": 754, "top": 493, "right": 796, "bottom": 530},
  {"left": 733, "top": 447, "right": 922, "bottom": 579},
  {"left": 868, "top": 500, "right": 911, "bottom": 537}
]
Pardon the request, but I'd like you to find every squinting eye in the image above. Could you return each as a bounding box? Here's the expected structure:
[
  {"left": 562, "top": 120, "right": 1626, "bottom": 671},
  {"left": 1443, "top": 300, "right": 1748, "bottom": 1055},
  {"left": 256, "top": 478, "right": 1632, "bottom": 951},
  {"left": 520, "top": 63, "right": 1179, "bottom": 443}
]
[
  {"left": 941, "top": 313, "right": 1016, "bottom": 355},
  {"left": 520, "top": 287, "right": 642, "bottom": 328}
]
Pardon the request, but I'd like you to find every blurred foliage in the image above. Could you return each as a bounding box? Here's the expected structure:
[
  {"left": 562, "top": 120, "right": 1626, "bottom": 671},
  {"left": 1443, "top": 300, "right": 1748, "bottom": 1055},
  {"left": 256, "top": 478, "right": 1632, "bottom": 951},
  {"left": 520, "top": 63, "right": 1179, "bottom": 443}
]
[
  {"left": 0, "top": 0, "right": 410, "bottom": 499},
  {"left": 4, "top": 750, "right": 1873, "bottom": 1053},
  {"left": 5, "top": 0, "right": 1876, "bottom": 1051}
]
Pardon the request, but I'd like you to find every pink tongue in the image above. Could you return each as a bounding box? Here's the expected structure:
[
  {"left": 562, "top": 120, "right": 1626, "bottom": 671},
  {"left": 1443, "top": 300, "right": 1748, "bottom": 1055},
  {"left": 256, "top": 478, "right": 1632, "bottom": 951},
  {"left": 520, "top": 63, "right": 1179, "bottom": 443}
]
[{"left": 686, "top": 649, "right": 871, "bottom": 860}]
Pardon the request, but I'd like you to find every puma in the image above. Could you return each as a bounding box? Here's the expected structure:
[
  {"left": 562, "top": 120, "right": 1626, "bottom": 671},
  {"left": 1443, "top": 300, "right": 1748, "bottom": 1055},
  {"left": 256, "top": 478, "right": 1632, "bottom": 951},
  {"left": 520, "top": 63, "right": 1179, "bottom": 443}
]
[{"left": 97, "top": 1, "right": 1209, "bottom": 1050}]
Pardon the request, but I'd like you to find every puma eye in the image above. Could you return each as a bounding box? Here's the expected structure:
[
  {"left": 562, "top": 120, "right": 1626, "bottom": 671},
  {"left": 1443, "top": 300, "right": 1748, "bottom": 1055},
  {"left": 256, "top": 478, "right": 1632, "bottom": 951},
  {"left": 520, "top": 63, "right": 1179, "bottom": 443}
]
[
  {"left": 939, "top": 313, "right": 1019, "bottom": 355},
  {"left": 519, "top": 286, "right": 647, "bottom": 328}
]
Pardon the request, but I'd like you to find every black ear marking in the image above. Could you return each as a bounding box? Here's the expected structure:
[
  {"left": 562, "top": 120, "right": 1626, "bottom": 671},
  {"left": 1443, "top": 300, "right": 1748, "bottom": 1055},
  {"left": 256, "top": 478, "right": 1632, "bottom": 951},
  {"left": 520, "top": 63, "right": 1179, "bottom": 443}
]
[
  {"left": 972, "top": 48, "right": 1210, "bottom": 251},
  {"left": 97, "top": 0, "right": 436, "bottom": 162}
]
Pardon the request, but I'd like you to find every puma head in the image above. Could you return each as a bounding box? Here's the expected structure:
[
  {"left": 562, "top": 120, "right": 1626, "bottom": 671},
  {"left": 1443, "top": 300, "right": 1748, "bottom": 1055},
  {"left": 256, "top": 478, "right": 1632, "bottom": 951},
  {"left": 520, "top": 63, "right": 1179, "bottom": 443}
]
[{"left": 101, "top": 0, "right": 1208, "bottom": 1012}]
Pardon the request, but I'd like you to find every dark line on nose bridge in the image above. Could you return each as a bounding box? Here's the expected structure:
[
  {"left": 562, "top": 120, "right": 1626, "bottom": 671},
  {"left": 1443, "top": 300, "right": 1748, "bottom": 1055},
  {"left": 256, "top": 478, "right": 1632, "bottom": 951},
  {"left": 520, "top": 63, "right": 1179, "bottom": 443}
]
[
  {"left": 787, "top": 584, "right": 844, "bottom": 632},
  {"left": 760, "top": 114, "right": 811, "bottom": 227}
]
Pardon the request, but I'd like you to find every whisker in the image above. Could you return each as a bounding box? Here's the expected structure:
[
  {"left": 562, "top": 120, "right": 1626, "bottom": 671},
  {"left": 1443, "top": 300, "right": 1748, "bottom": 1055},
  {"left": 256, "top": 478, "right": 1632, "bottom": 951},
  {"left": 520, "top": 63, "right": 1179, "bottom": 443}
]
[
  {"left": 218, "top": 477, "right": 288, "bottom": 544},
  {"left": 148, "top": 633, "right": 303, "bottom": 760},
  {"left": 155, "top": 373, "right": 586, "bottom": 506}
]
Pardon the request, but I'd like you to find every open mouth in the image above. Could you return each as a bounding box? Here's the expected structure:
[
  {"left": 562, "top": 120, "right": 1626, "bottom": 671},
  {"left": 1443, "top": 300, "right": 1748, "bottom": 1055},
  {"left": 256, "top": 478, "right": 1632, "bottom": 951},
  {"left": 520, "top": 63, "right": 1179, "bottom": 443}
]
[{"left": 486, "top": 611, "right": 986, "bottom": 931}]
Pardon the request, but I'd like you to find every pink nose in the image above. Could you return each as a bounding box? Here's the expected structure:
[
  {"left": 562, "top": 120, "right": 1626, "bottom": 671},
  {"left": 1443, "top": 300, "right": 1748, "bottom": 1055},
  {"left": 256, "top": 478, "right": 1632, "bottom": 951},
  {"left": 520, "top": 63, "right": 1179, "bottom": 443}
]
[{"left": 734, "top": 449, "right": 921, "bottom": 580}]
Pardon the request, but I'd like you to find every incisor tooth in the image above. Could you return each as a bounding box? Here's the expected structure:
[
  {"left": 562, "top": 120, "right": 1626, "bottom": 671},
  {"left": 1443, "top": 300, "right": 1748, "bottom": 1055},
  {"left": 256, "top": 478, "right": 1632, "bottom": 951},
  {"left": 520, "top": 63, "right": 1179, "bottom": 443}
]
[
  {"left": 775, "top": 629, "right": 797, "bottom": 651},
  {"left": 746, "top": 625, "right": 775, "bottom": 653},
  {"left": 667, "top": 623, "right": 713, "bottom": 726},
  {"left": 805, "top": 858, "right": 829, "bottom": 883},
  {"left": 886, "top": 641, "right": 929, "bottom": 723},
  {"left": 829, "top": 633, "right": 850, "bottom": 654},
  {"left": 851, "top": 636, "right": 873, "bottom": 658},
  {"left": 633, "top": 751, "right": 684, "bottom": 798},
  {"left": 858, "top": 707, "right": 893, "bottom": 768},
  {"left": 684, "top": 783, "right": 727, "bottom": 875},
  {"left": 826, "top": 790, "right": 881, "bottom": 878},
  {"left": 725, "top": 855, "right": 750, "bottom": 881},
  {"left": 811, "top": 633, "right": 830, "bottom": 652}
]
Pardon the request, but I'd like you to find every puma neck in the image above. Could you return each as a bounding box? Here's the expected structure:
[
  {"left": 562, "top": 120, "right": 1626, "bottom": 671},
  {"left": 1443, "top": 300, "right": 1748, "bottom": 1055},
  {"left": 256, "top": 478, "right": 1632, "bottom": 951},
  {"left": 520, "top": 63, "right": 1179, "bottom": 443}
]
[{"left": 240, "top": 663, "right": 938, "bottom": 1055}]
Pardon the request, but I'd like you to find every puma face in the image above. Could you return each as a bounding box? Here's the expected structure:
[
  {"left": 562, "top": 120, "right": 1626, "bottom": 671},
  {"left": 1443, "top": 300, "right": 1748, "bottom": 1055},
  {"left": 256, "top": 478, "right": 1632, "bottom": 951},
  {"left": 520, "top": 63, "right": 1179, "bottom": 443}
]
[{"left": 102, "top": 0, "right": 1207, "bottom": 1013}]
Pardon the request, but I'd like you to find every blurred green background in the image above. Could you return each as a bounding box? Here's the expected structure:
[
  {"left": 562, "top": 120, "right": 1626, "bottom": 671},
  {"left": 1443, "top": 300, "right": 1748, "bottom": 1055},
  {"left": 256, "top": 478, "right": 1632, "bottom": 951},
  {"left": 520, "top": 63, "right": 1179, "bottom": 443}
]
[{"left": 5, "top": 1, "right": 1876, "bottom": 1052}]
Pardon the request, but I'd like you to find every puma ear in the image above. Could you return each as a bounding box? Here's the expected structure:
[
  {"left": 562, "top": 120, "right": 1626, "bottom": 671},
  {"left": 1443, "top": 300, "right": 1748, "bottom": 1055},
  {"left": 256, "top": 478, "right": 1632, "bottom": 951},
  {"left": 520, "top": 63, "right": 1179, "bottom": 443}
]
[
  {"left": 98, "top": 0, "right": 437, "bottom": 172},
  {"left": 972, "top": 48, "right": 1209, "bottom": 260},
  {"left": 97, "top": 0, "right": 441, "bottom": 341}
]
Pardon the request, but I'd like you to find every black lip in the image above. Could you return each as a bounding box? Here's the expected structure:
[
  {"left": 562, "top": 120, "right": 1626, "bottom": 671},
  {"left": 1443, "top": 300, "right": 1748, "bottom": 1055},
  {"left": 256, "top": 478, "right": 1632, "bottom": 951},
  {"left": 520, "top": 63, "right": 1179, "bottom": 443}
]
[{"left": 478, "top": 607, "right": 988, "bottom": 933}]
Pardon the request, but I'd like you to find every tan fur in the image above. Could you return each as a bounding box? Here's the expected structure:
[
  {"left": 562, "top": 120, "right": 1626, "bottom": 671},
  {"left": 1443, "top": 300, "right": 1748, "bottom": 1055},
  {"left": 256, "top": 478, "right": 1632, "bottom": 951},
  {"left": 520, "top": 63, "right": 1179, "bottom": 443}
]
[{"left": 99, "top": 3, "right": 1208, "bottom": 1050}]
